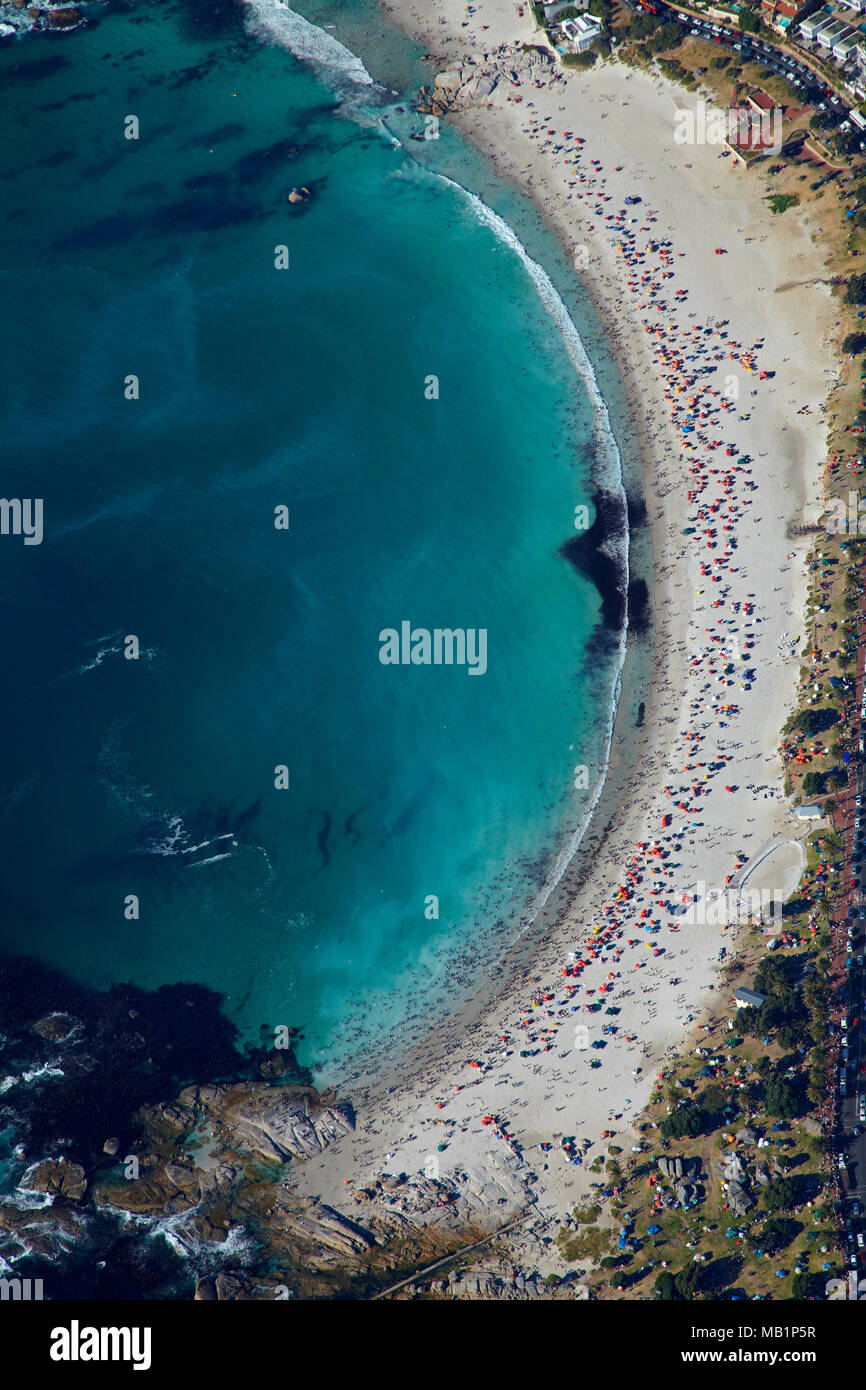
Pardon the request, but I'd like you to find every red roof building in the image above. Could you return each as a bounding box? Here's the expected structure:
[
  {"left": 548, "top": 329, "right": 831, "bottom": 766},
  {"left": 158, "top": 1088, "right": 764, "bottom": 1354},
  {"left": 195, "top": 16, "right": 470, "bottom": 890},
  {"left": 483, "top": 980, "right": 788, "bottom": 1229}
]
[{"left": 760, "top": 0, "right": 810, "bottom": 32}]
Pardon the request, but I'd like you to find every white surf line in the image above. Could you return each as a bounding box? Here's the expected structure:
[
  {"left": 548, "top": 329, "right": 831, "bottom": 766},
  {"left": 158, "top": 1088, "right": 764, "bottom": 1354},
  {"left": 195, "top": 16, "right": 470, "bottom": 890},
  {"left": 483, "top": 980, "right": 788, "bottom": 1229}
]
[
  {"left": 433, "top": 170, "right": 632, "bottom": 938},
  {"left": 240, "top": 0, "right": 384, "bottom": 96}
]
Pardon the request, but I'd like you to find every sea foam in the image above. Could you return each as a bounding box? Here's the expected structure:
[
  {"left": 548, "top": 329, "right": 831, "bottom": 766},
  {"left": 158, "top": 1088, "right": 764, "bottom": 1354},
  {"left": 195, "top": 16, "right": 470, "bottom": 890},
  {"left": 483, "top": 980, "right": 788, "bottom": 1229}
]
[{"left": 240, "top": 0, "right": 384, "bottom": 99}]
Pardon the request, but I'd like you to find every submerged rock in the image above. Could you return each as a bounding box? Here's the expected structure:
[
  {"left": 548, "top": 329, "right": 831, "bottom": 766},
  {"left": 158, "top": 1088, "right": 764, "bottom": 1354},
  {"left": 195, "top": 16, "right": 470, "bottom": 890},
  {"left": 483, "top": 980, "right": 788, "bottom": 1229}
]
[
  {"left": 48, "top": 7, "right": 81, "bottom": 27},
  {"left": 32, "top": 1012, "right": 78, "bottom": 1042}
]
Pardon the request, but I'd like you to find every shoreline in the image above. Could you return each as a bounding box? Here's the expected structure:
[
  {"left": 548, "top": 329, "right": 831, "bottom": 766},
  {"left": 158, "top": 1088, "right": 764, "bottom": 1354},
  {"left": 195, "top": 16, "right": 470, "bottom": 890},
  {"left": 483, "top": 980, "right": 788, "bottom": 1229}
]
[{"left": 289, "top": 0, "right": 841, "bottom": 1262}]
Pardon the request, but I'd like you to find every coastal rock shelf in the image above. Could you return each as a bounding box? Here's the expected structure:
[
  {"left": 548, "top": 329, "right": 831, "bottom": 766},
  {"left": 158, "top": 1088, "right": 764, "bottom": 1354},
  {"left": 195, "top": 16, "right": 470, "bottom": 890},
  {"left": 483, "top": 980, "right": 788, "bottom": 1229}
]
[
  {"left": 20, "top": 1158, "right": 88, "bottom": 1202},
  {"left": 418, "top": 44, "right": 558, "bottom": 116}
]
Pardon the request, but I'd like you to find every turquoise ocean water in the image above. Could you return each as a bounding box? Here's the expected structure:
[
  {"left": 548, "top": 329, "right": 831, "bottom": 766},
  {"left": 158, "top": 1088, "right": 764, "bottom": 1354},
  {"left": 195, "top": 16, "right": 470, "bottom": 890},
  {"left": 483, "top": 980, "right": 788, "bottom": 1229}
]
[{"left": 0, "top": 0, "right": 631, "bottom": 1081}]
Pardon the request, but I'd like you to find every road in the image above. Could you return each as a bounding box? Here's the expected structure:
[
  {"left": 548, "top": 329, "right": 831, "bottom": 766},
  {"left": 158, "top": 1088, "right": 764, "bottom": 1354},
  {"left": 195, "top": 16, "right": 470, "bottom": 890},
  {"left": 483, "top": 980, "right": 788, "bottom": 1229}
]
[
  {"left": 834, "top": 586, "right": 866, "bottom": 1272},
  {"left": 622, "top": 0, "right": 861, "bottom": 137}
]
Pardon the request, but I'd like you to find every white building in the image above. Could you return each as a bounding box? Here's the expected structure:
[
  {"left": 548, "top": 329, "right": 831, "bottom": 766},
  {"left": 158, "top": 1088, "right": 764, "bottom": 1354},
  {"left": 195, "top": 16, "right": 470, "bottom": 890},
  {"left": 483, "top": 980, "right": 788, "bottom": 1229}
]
[
  {"left": 818, "top": 19, "right": 852, "bottom": 46},
  {"left": 834, "top": 28, "right": 860, "bottom": 59},
  {"left": 799, "top": 7, "right": 835, "bottom": 39},
  {"left": 562, "top": 13, "right": 603, "bottom": 51},
  {"left": 734, "top": 987, "right": 768, "bottom": 1010}
]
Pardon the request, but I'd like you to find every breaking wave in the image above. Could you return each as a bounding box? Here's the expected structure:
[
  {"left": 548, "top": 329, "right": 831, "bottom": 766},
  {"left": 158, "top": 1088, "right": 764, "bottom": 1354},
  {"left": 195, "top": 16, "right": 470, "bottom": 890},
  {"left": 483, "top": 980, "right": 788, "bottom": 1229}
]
[{"left": 240, "top": 0, "right": 384, "bottom": 102}]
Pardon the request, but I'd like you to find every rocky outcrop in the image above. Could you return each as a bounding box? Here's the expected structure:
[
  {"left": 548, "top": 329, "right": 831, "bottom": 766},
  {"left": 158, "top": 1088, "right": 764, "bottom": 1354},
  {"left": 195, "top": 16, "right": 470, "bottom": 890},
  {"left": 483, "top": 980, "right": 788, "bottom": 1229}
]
[
  {"left": 48, "top": 7, "right": 81, "bottom": 27},
  {"left": 32, "top": 1012, "right": 78, "bottom": 1043},
  {"left": 426, "top": 1267, "right": 583, "bottom": 1300},
  {"left": 418, "top": 43, "right": 558, "bottom": 118},
  {"left": 0, "top": 1201, "right": 85, "bottom": 1259},
  {"left": 20, "top": 1158, "right": 88, "bottom": 1202},
  {"left": 725, "top": 1181, "right": 753, "bottom": 1216},
  {"left": 92, "top": 1157, "right": 239, "bottom": 1218},
  {"left": 657, "top": 1155, "right": 701, "bottom": 1182},
  {"left": 213, "top": 1084, "right": 355, "bottom": 1162},
  {"left": 267, "top": 1198, "right": 376, "bottom": 1263},
  {"left": 711, "top": 1155, "right": 755, "bottom": 1214},
  {"left": 195, "top": 1272, "right": 292, "bottom": 1301},
  {"left": 135, "top": 1081, "right": 354, "bottom": 1163},
  {"left": 347, "top": 1152, "right": 529, "bottom": 1231}
]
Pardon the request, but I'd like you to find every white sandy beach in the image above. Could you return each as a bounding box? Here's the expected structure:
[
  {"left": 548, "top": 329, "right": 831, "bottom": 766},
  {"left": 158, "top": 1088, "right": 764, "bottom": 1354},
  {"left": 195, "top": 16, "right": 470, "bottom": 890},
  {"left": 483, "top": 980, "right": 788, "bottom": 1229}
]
[{"left": 291, "top": 0, "right": 841, "bottom": 1273}]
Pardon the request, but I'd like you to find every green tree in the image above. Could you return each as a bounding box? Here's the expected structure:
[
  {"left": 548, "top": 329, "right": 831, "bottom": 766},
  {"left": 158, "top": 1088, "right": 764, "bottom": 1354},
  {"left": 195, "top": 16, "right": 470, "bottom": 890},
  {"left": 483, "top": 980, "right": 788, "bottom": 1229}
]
[
  {"left": 755, "top": 957, "right": 790, "bottom": 997},
  {"left": 736, "top": 1004, "right": 761, "bottom": 1037},
  {"left": 628, "top": 12, "right": 657, "bottom": 38},
  {"left": 762, "top": 1176, "right": 798, "bottom": 1212},
  {"left": 791, "top": 1270, "right": 820, "bottom": 1299},
  {"left": 700, "top": 1084, "right": 728, "bottom": 1118},
  {"left": 760, "top": 1216, "right": 798, "bottom": 1254},
  {"left": 653, "top": 1270, "right": 680, "bottom": 1300},
  {"left": 661, "top": 1106, "right": 705, "bottom": 1140},
  {"left": 832, "top": 128, "right": 861, "bottom": 158},
  {"left": 647, "top": 21, "right": 681, "bottom": 52},
  {"left": 846, "top": 275, "right": 866, "bottom": 306},
  {"left": 801, "top": 771, "right": 826, "bottom": 797},
  {"left": 790, "top": 707, "right": 838, "bottom": 735},
  {"left": 764, "top": 1075, "right": 799, "bottom": 1119},
  {"left": 675, "top": 1262, "right": 701, "bottom": 1299}
]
